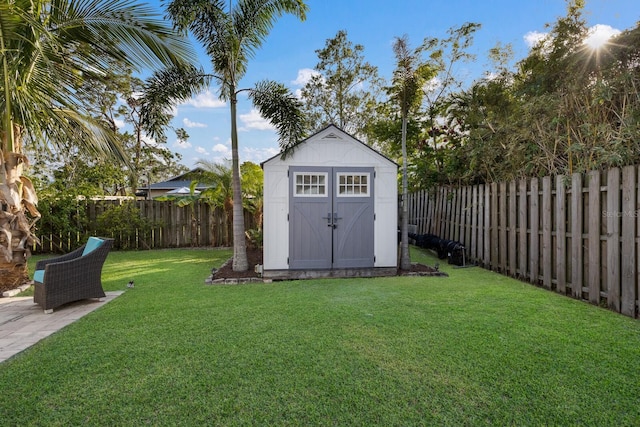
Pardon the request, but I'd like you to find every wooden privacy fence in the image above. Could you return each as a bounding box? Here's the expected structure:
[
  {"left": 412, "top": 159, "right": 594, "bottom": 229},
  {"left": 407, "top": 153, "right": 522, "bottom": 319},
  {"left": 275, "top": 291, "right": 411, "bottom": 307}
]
[
  {"left": 406, "top": 165, "right": 640, "bottom": 318},
  {"left": 35, "top": 200, "right": 258, "bottom": 254}
]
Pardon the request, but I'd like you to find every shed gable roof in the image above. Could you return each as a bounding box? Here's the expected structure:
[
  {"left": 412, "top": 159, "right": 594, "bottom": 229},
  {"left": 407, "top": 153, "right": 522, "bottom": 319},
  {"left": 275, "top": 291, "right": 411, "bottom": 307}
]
[{"left": 261, "top": 124, "right": 398, "bottom": 168}]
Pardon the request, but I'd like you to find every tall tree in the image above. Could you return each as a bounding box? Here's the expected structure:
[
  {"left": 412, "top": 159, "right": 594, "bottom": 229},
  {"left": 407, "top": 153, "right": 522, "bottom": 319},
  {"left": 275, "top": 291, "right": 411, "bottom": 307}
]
[
  {"left": 419, "top": 22, "right": 480, "bottom": 179},
  {"left": 75, "top": 68, "right": 187, "bottom": 194},
  {"left": 0, "top": 0, "right": 194, "bottom": 290},
  {"left": 144, "top": 0, "right": 307, "bottom": 271},
  {"left": 389, "top": 36, "right": 436, "bottom": 270},
  {"left": 301, "top": 30, "right": 382, "bottom": 140}
]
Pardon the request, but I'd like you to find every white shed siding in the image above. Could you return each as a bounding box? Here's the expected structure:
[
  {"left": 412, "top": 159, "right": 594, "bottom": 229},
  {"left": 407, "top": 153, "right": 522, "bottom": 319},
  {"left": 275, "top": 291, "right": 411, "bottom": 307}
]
[
  {"left": 372, "top": 167, "right": 398, "bottom": 267},
  {"left": 262, "top": 126, "right": 397, "bottom": 271},
  {"left": 263, "top": 163, "right": 289, "bottom": 269}
]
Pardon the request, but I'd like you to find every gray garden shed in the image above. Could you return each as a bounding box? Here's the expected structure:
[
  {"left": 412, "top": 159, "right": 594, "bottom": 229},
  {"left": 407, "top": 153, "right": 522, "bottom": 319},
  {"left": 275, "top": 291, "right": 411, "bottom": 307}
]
[{"left": 261, "top": 124, "right": 398, "bottom": 279}]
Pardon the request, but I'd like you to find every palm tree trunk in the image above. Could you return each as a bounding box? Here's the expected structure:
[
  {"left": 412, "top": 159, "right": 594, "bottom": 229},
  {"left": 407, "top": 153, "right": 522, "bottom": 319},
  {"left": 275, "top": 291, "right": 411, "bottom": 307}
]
[
  {"left": 399, "top": 115, "right": 411, "bottom": 270},
  {"left": 0, "top": 149, "right": 34, "bottom": 292},
  {"left": 230, "top": 92, "right": 248, "bottom": 272}
]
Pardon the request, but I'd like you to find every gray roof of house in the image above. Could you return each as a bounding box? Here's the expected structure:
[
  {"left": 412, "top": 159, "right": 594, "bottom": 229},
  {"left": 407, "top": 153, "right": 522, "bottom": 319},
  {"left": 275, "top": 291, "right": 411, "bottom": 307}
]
[
  {"left": 147, "top": 168, "right": 214, "bottom": 191},
  {"left": 148, "top": 180, "right": 211, "bottom": 191}
]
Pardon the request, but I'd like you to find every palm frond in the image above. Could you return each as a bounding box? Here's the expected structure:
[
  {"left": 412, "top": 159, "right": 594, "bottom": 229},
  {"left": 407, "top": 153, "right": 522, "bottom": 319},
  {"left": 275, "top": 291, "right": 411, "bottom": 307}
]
[
  {"left": 140, "top": 64, "right": 212, "bottom": 141},
  {"left": 51, "top": 0, "right": 197, "bottom": 72},
  {"left": 250, "top": 79, "right": 306, "bottom": 157},
  {"left": 1, "top": 0, "right": 196, "bottom": 156},
  {"left": 233, "top": 0, "right": 307, "bottom": 62}
]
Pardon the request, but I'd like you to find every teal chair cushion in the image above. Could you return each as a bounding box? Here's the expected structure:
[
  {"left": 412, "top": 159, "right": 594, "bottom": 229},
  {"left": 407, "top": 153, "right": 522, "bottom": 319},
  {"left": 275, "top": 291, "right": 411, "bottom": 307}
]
[
  {"left": 82, "top": 237, "right": 104, "bottom": 256},
  {"left": 33, "top": 270, "right": 45, "bottom": 283}
]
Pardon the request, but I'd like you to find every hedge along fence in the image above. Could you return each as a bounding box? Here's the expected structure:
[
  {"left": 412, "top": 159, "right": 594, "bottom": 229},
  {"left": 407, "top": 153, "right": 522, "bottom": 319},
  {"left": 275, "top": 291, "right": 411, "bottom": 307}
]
[
  {"left": 406, "top": 165, "right": 639, "bottom": 318},
  {"left": 34, "top": 199, "right": 258, "bottom": 254}
]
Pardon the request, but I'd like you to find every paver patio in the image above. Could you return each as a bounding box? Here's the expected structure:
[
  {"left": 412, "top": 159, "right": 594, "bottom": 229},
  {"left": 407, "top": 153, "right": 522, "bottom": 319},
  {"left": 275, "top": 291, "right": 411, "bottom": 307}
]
[{"left": 0, "top": 291, "right": 123, "bottom": 363}]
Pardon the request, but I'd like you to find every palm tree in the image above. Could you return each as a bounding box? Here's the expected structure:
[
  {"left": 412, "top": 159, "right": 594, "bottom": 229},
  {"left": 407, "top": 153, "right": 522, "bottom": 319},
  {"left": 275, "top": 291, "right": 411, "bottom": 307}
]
[
  {"left": 390, "top": 36, "right": 436, "bottom": 270},
  {"left": 196, "top": 159, "right": 234, "bottom": 245},
  {"left": 143, "top": 0, "right": 307, "bottom": 271},
  {"left": 196, "top": 159, "right": 263, "bottom": 247},
  {"left": 0, "top": 0, "right": 195, "bottom": 290}
]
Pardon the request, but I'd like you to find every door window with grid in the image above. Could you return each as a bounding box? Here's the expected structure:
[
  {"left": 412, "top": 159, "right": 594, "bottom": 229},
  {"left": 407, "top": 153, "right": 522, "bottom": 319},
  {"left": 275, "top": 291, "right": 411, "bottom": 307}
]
[
  {"left": 337, "top": 173, "right": 370, "bottom": 197},
  {"left": 294, "top": 172, "right": 328, "bottom": 197}
]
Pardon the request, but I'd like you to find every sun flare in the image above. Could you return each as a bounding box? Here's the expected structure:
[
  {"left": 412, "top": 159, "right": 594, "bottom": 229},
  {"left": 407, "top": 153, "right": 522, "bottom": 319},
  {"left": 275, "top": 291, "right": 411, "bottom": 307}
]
[{"left": 584, "top": 24, "right": 621, "bottom": 51}]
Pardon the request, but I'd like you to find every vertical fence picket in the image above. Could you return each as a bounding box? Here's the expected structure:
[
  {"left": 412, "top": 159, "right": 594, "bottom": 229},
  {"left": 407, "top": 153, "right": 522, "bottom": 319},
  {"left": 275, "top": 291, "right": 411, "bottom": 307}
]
[
  {"left": 454, "top": 187, "right": 462, "bottom": 242},
  {"left": 509, "top": 181, "right": 517, "bottom": 276},
  {"left": 464, "top": 186, "right": 472, "bottom": 256},
  {"left": 621, "top": 166, "right": 636, "bottom": 317},
  {"left": 556, "top": 175, "right": 567, "bottom": 294},
  {"left": 484, "top": 185, "right": 491, "bottom": 268},
  {"left": 607, "top": 168, "right": 621, "bottom": 312},
  {"left": 519, "top": 179, "right": 528, "bottom": 279},
  {"left": 499, "top": 182, "right": 507, "bottom": 273},
  {"left": 471, "top": 185, "right": 478, "bottom": 262},
  {"left": 588, "top": 171, "right": 601, "bottom": 305},
  {"left": 490, "top": 183, "right": 499, "bottom": 270},
  {"left": 529, "top": 178, "right": 540, "bottom": 284},
  {"left": 542, "top": 176, "right": 552, "bottom": 289},
  {"left": 571, "top": 173, "right": 583, "bottom": 298},
  {"left": 478, "top": 185, "right": 485, "bottom": 265}
]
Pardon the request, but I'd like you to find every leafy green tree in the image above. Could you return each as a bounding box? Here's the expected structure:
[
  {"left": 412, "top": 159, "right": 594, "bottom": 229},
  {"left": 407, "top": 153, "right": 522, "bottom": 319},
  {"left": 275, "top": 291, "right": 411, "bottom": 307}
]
[
  {"left": 443, "top": 1, "right": 640, "bottom": 183},
  {"left": 0, "top": 0, "right": 193, "bottom": 289},
  {"left": 143, "top": 0, "right": 307, "bottom": 271},
  {"left": 80, "top": 68, "right": 188, "bottom": 194},
  {"left": 416, "top": 22, "right": 480, "bottom": 181},
  {"left": 301, "top": 30, "right": 383, "bottom": 141}
]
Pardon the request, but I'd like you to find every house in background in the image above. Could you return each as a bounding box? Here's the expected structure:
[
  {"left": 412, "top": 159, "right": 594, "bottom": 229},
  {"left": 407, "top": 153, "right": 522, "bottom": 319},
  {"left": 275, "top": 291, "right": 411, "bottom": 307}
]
[
  {"left": 137, "top": 168, "right": 213, "bottom": 199},
  {"left": 261, "top": 124, "right": 398, "bottom": 280}
]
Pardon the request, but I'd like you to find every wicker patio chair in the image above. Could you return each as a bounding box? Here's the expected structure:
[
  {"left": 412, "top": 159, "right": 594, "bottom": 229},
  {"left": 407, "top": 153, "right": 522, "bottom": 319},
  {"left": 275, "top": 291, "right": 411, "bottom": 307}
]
[{"left": 33, "top": 237, "right": 113, "bottom": 313}]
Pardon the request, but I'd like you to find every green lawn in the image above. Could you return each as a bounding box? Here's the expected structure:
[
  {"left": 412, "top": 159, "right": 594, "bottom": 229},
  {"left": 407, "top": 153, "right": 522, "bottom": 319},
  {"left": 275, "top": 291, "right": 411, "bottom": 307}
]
[{"left": 2, "top": 247, "right": 640, "bottom": 426}]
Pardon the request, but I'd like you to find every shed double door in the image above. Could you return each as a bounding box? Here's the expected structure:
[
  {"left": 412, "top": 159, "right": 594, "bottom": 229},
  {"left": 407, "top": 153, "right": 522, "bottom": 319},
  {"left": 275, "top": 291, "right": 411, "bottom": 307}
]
[{"left": 289, "top": 166, "right": 374, "bottom": 269}]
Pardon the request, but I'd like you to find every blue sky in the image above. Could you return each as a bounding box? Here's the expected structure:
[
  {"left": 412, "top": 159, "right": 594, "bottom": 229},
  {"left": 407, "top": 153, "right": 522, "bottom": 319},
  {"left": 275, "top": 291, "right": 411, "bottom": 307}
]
[{"left": 139, "top": 0, "right": 640, "bottom": 170}]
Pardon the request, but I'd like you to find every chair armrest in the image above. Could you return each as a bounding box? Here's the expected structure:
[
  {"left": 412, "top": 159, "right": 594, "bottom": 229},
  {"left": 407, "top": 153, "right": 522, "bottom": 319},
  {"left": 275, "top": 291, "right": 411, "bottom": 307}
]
[{"left": 35, "top": 245, "right": 86, "bottom": 270}]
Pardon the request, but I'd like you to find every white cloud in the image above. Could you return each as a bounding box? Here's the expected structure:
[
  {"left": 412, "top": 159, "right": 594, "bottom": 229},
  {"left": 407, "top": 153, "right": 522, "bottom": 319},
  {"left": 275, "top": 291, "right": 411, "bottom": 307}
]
[
  {"left": 114, "top": 118, "right": 125, "bottom": 129},
  {"left": 183, "top": 118, "right": 207, "bottom": 128},
  {"left": 423, "top": 77, "right": 442, "bottom": 93},
  {"left": 525, "top": 24, "right": 621, "bottom": 52},
  {"left": 195, "top": 146, "right": 209, "bottom": 155},
  {"left": 292, "top": 68, "right": 320, "bottom": 86},
  {"left": 181, "top": 91, "right": 226, "bottom": 108},
  {"left": 213, "top": 143, "right": 230, "bottom": 153},
  {"left": 173, "top": 139, "right": 192, "bottom": 149},
  {"left": 585, "top": 24, "right": 621, "bottom": 49},
  {"left": 239, "top": 108, "right": 275, "bottom": 131},
  {"left": 242, "top": 146, "right": 280, "bottom": 163},
  {"left": 524, "top": 30, "right": 548, "bottom": 48},
  {"left": 141, "top": 134, "right": 159, "bottom": 147}
]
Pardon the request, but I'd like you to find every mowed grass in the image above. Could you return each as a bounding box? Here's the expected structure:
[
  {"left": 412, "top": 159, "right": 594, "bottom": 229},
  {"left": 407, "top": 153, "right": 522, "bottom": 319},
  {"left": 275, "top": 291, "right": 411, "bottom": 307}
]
[{"left": 1, "top": 247, "right": 639, "bottom": 425}]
